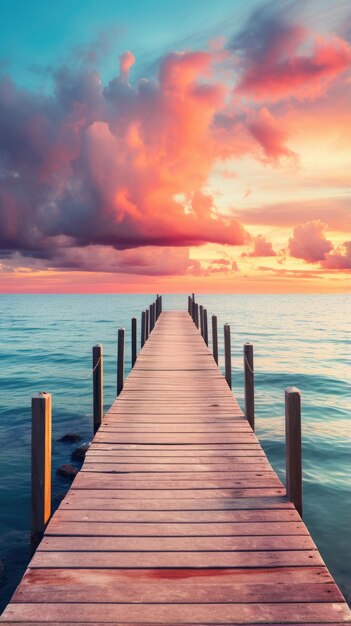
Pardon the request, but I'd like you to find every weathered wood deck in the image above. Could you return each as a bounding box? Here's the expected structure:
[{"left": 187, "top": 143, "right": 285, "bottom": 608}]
[{"left": 2, "top": 310, "right": 350, "bottom": 624}]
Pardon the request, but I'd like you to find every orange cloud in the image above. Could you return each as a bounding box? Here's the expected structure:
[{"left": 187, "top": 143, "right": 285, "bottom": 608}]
[{"left": 119, "top": 50, "right": 135, "bottom": 79}]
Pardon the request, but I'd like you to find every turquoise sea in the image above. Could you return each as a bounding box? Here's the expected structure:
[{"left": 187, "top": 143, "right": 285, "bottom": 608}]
[{"left": 0, "top": 293, "right": 350, "bottom": 610}]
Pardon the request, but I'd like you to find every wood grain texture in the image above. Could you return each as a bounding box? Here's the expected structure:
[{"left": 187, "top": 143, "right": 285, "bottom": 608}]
[{"left": 2, "top": 310, "right": 350, "bottom": 625}]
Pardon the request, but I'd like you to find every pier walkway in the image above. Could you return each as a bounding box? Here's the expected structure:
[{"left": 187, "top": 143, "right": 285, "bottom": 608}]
[{"left": 1, "top": 310, "right": 350, "bottom": 624}]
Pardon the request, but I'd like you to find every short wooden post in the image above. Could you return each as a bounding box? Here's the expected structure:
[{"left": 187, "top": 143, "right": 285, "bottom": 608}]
[
  {"left": 131, "top": 317, "right": 137, "bottom": 367},
  {"left": 31, "top": 392, "right": 51, "bottom": 552},
  {"left": 159, "top": 295, "right": 162, "bottom": 313},
  {"left": 192, "top": 293, "right": 195, "bottom": 302},
  {"left": 145, "top": 309, "right": 149, "bottom": 341},
  {"left": 192, "top": 299, "right": 196, "bottom": 322},
  {"left": 244, "top": 343, "right": 254, "bottom": 431},
  {"left": 93, "top": 344, "right": 103, "bottom": 434},
  {"left": 224, "top": 323, "right": 231, "bottom": 389},
  {"left": 212, "top": 315, "right": 218, "bottom": 364},
  {"left": 117, "top": 328, "right": 125, "bottom": 396},
  {"left": 199, "top": 305, "right": 204, "bottom": 337},
  {"left": 203, "top": 309, "right": 208, "bottom": 346},
  {"left": 141, "top": 311, "right": 146, "bottom": 348},
  {"left": 188, "top": 296, "right": 191, "bottom": 315},
  {"left": 285, "top": 387, "right": 302, "bottom": 517},
  {"left": 195, "top": 303, "right": 199, "bottom": 329}
]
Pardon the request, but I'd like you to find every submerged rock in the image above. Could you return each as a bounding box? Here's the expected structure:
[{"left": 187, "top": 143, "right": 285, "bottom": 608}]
[
  {"left": 71, "top": 443, "right": 90, "bottom": 461},
  {"left": 56, "top": 464, "right": 78, "bottom": 479},
  {"left": 58, "top": 433, "right": 82, "bottom": 443}
]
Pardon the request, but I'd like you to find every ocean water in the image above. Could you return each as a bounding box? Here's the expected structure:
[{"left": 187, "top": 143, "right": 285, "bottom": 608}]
[{"left": 0, "top": 293, "right": 350, "bottom": 610}]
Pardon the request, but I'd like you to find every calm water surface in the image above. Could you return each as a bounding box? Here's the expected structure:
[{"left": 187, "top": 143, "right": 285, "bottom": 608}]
[{"left": 0, "top": 294, "right": 350, "bottom": 610}]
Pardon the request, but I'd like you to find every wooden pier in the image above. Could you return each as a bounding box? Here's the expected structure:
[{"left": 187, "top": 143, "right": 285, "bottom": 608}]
[{"left": 1, "top": 308, "right": 351, "bottom": 624}]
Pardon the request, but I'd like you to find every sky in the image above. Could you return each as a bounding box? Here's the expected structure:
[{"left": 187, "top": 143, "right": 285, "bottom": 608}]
[{"left": 0, "top": 0, "right": 350, "bottom": 293}]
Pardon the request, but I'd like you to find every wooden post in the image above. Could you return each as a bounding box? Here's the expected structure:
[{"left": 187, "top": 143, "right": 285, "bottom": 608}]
[
  {"left": 131, "top": 318, "right": 137, "bottom": 367},
  {"left": 195, "top": 303, "right": 199, "bottom": 329},
  {"left": 285, "top": 386, "right": 302, "bottom": 517},
  {"left": 244, "top": 343, "right": 254, "bottom": 431},
  {"left": 191, "top": 299, "right": 195, "bottom": 322},
  {"left": 203, "top": 309, "right": 208, "bottom": 346},
  {"left": 157, "top": 295, "right": 161, "bottom": 318},
  {"left": 145, "top": 309, "right": 149, "bottom": 341},
  {"left": 188, "top": 296, "right": 191, "bottom": 314},
  {"left": 141, "top": 311, "right": 146, "bottom": 348},
  {"left": 199, "top": 305, "right": 204, "bottom": 337},
  {"left": 31, "top": 392, "right": 51, "bottom": 552},
  {"left": 224, "top": 323, "right": 231, "bottom": 389},
  {"left": 117, "top": 328, "right": 125, "bottom": 396},
  {"left": 212, "top": 315, "right": 218, "bottom": 364},
  {"left": 192, "top": 293, "right": 195, "bottom": 302},
  {"left": 149, "top": 304, "right": 153, "bottom": 332},
  {"left": 93, "top": 344, "right": 103, "bottom": 434},
  {"left": 159, "top": 295, "right": 162, "bottom": 313}
]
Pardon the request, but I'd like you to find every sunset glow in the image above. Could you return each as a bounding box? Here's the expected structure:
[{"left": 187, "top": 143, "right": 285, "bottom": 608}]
[{"left": 0, "top": 0, "right": 350, "bottom": 292}]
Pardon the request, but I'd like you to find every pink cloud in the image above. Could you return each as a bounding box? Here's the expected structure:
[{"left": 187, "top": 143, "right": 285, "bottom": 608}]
[
  {"left": 2, "top": 245, "right": 200, "bottom": 277},
  {"left": 288, "top": 221, "right": 333, "bottom": 262},
  {"left": 233, "top": 6, "right": 351, "bottom": 101},
  {"left": 234, "top": 199, "right": 351, "bottom": 232},
  {"left": 248, "top": 107, "right": 296, "bottom": 162},
  {"left": 0, "top": 48, "right": 253, "bottom": 266},
  {"left": 322, "top": 241, "right": 351, "bottom": 270},
  {"left": 243, "top": 235, "right": 276, "bottom": 257}
]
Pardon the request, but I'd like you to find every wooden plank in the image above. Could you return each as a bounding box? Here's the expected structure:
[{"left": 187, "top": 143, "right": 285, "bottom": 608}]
[
  {"left": 30, "top": 549, "right": 323, "bottom": 568},
  {"left": 97, "top": 425, "right": 252, "bottom": 432},
  {"left": 60, "top": 496, "right": 294, "bottom": 510},
  {"left": 69, "top": 474, "right": 285, "bottom": 489},
  {"left": 81, "top": 463, "right": 273, "bottom": 472},
  {"left": 88, "top": 444, "right": 263, "bottom": 451},
  {"left": 78, "top": 471, "right": 280, "bottom": 481},
  {"left": 39, "top": 535, "right": 316, "bottom": 552},
  {"left": 59, "top": 487, "right": 287, "bottom": 498},
  {"left": 45, "top": 520, "right": 308, "bottom": 536},
  {"left": 13, "top": 570, "right": 341, "bottom": 603},
  {"left": 92, "top": 434, "right": 261, "bottom": 443},
  {"left": 86, "top": 448, "right": 266, "bottom": 455},
  {"left": 52, "top": 508, "right": 300, "bottom": 522},
  {"left": 3, "top": 602, "right": 350, "bottom": 623}
]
